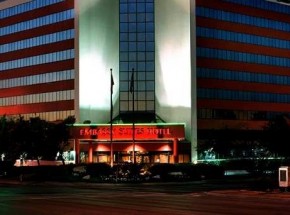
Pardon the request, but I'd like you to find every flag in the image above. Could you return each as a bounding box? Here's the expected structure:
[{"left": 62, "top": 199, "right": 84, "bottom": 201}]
[
  {"left": 129, "top": 71, "right": 134, "bottom": 94},
  {"left": 111, "top": 69, "right": 114, "bottom": 94}
]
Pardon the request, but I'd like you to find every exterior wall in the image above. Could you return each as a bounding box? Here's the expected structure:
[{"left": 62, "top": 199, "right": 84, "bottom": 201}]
[
  {"left": 155, "top": 0, "right": 194, "bottom": 160},
  {"left": 0, "top": 0, "right": 75, "bottom": 121},
  {"left": 196, "top": 0, "right": 290, "bottom": 131},
  {"left": 75, "top": 0, "right": 119, "bottom": 124},
  {"left": 0, "top": 0, "right": 30, "bottom": 9}
]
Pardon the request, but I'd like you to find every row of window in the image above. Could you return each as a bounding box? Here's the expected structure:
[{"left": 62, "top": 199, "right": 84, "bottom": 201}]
[
  {"left": 0, "top": 10, "right": 74, "bottom": 36},
  {"left": 119, "top": 80, "right": 154, "bottom": 91},
  {"left": 120, "top": 32, "right": 154, "bottom": 41},
  {"left": 198, "top": 108, "right": 289, "bottom": 121},
  {"left": 120, "top": 13, "right": 154, "bottom": 23},
  {"left": 120, "top": 61, "right": 154, "bottom": 72},
  {"left": 223, "top": 0, "right": 290, "bottom": 14},
  {"left": 0, "top": 30, "right": 74, "bottom": 54},
  {"left": 120, "top": 22, "right": 154, "bottom": 33},
  {"left": 197, "top": 47, "right": 290, "bottom": 67},
  {"left": 0, "top": 0, "right": 64, "bottom": 19},
  {"left": 120, "top": 2, "right": 154, "bottom": 14},
  {"left": 120, "top": 41, "right": 154, "bottom": 52},
  {"left": 197, "top": 7, "right": 290, "bottom": 32},
  {"left": 120, "top": 0, "right": 154, "bottom": 3},
  {"left": 120, "top": 91, "right": 154, "bottom": 100},
  {"left": 0, "top": 70, "right": 74, "bottom": 89},
  {"left": 197, "top": 68, "right": 290, "bottom": 85},
  {"left": 119, "top": 71, "right": 154, "bottom": 81},
  {"left": 0, "top": 90, "right": 74, "bottom": 106},
  {"left": 197, "top": 27, "right": 290, "bottom": 50},
  {"left": 120, "top": 51, "right": 154, "bottom": 62},
  {"left": 0, "top": 49, "right": 74, "bottom": 72},
  {"left": 198, "top": 88, "right": 290, "bottom": 103},
  {"left": 6, "top": 110, "right": 75, "bottom": 123},
  {"left": 119, "top": 91, "right": 155, "bottom": 112},
  {"left": 120, "top": 100, "right": 154, "bottom": 112}
]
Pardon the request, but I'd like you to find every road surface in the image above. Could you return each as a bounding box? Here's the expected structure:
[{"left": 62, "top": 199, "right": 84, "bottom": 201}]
[{"left": 0, "top": 181, "right": 290, "bottom": 215}]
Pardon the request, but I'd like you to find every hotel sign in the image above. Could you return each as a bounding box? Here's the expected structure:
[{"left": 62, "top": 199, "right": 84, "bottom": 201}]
[{"left": 70, "top": 124, "right": 185, "bottom": 140}]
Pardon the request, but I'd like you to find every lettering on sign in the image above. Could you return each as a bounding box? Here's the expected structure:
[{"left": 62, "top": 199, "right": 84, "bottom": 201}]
[{"left": 79, "top": 127, "right": 171, "bottom": 137}]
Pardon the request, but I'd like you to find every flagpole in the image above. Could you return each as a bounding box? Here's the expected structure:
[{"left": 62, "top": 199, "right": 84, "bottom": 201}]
[
  {"left": 110, "top": 68, "right": 114, "bottom": 167},
  {"left": 131, "top": 68, "right": 135, "bottom": 164}
]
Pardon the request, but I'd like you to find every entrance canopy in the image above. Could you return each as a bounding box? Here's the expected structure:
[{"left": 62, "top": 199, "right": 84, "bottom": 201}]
[{"left": 68, "top": 123, "right": 187, "bottom": 164}]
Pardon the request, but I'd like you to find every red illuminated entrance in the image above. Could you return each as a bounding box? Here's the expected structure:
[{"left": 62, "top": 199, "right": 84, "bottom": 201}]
[{"left": 69, "top": 123, "right": 189, "bottom": 165}]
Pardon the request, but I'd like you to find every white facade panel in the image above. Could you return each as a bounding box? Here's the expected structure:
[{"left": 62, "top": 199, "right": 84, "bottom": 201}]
[
  {"left": 155, "top": 0, "right": 196, "bottom": 161},
  {"left": 75, "top": 0, "right": 119, "bottom": 124}
]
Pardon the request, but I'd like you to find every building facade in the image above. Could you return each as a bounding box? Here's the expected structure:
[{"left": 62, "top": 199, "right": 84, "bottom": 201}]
[
  {"left": 1, "top": 0, "right": 290, "bottom": 164},
  {"left": 196, "top": 0, "right": 290, "bottom": 159},
  {"left": 0, "top": 0, "right": 75, "bottom": 121},
  {"left": 197, "top": 0, "right": 290, "bottom": 130}
]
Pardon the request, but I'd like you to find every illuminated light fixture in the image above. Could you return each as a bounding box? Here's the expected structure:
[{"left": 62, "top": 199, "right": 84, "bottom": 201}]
[
  {"left": 96, "top": 144, "right": 110, "bottom": 152},
  {"left": 158, "top": 145, "right": 172, "bottom": 151}
]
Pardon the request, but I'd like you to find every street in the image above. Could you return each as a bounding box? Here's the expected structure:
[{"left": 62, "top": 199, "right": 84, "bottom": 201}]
[{"left": 0, "top": 181, "right": 290, "bottom": 215}]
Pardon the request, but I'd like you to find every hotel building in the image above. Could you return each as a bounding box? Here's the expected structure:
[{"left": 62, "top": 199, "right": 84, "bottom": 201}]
[{"left": 1, "top": 0, "right": 290, "bottom": 164}]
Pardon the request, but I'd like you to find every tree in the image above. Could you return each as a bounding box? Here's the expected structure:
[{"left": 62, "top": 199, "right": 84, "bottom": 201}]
[
  {"left": 197, "top": 128, "right": 264, "bottom": 159},
  {"left": 262, "top": 114, "right": 290, "bottom": 158},
  {"left": 0, "top": 116, "right": 23, "bottom": 162},
  {"left": 48, "top": 116, "right": 76, "bottom": 165},
  {"left": 0, "top": 115, "right": 76, "bottom": 166}
]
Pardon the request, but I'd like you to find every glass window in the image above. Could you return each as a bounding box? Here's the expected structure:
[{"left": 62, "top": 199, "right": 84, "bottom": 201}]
[
  {"left": 120, "top": 4, "right": 128, "bottom": 13},
  {"left": 138, "top": 72, "right": 146, "bottom": 80},
  {"left": 120, "top": 33, "right": 128, "bottom": 41},
  {"left": 146, "top": 81, "right": 154, "bottom": 90},
  {"left": 120, "top": 72, "right": 129, "bottom": 81},
  {"left": 129, "top": 33, "right": 137, "bottom": 41},
  {"left": 129, "top": 23, "right": 137, "bottom": 32},
  {"left": 120, "top": 23, "right": 129, "bottom": 32},
  {"left": 129, "top": 42, "right": 137, "bottom": 51},
  {"left": 146, "top": 13, "right": 154, "bottom": 22},
  {"left": 129, "top": 52, "right": 137, "bottom": 61},
  {"left": 146, "top": 3, "right": 154, "bottom": 12},
  {"left": 137, "top": 42, "right": 146, "bottom": 51},
  {"left": 137, "top": 62, "right": 146, "bottom": 71},
  {"left": 137, "top": 52, "right": 145, "bottom": 61},
  {"left": 120, "top": 62, "right": 129, "bottom": 71},
  {"left": 137, "top": 13, "right": 146, "bottom": 22},
  {"left": 128, "top": 14, "right": 136, "bottom": 22},
  {"left": 120, "top": 52, "right": 129, "bottom": 61},
  {"left": 120, "top": 14, "right": 128, "bottom": 22},
  {"left": 137, "top": 23, "right": 146, "bottom": 32},
  {"left": 120, "top": 42, "right": 128, "bottom": 51},
  {"left": 128, "top": 3, "right": 137, "bottom": 13},
  {"left": 138, "top": 81, "right": 146, "bottom": 90},
  {"left": 119, "top": 0, "right": 155, "bottom": 112}
]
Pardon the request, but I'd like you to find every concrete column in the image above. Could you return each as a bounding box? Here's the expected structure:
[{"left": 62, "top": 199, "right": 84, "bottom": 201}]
[
  {"left": 173, "top": 138, "right": 178, "bottom": 163},
  {"left": 88, "top": 141, "right": 93, "bottom": 163}
]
